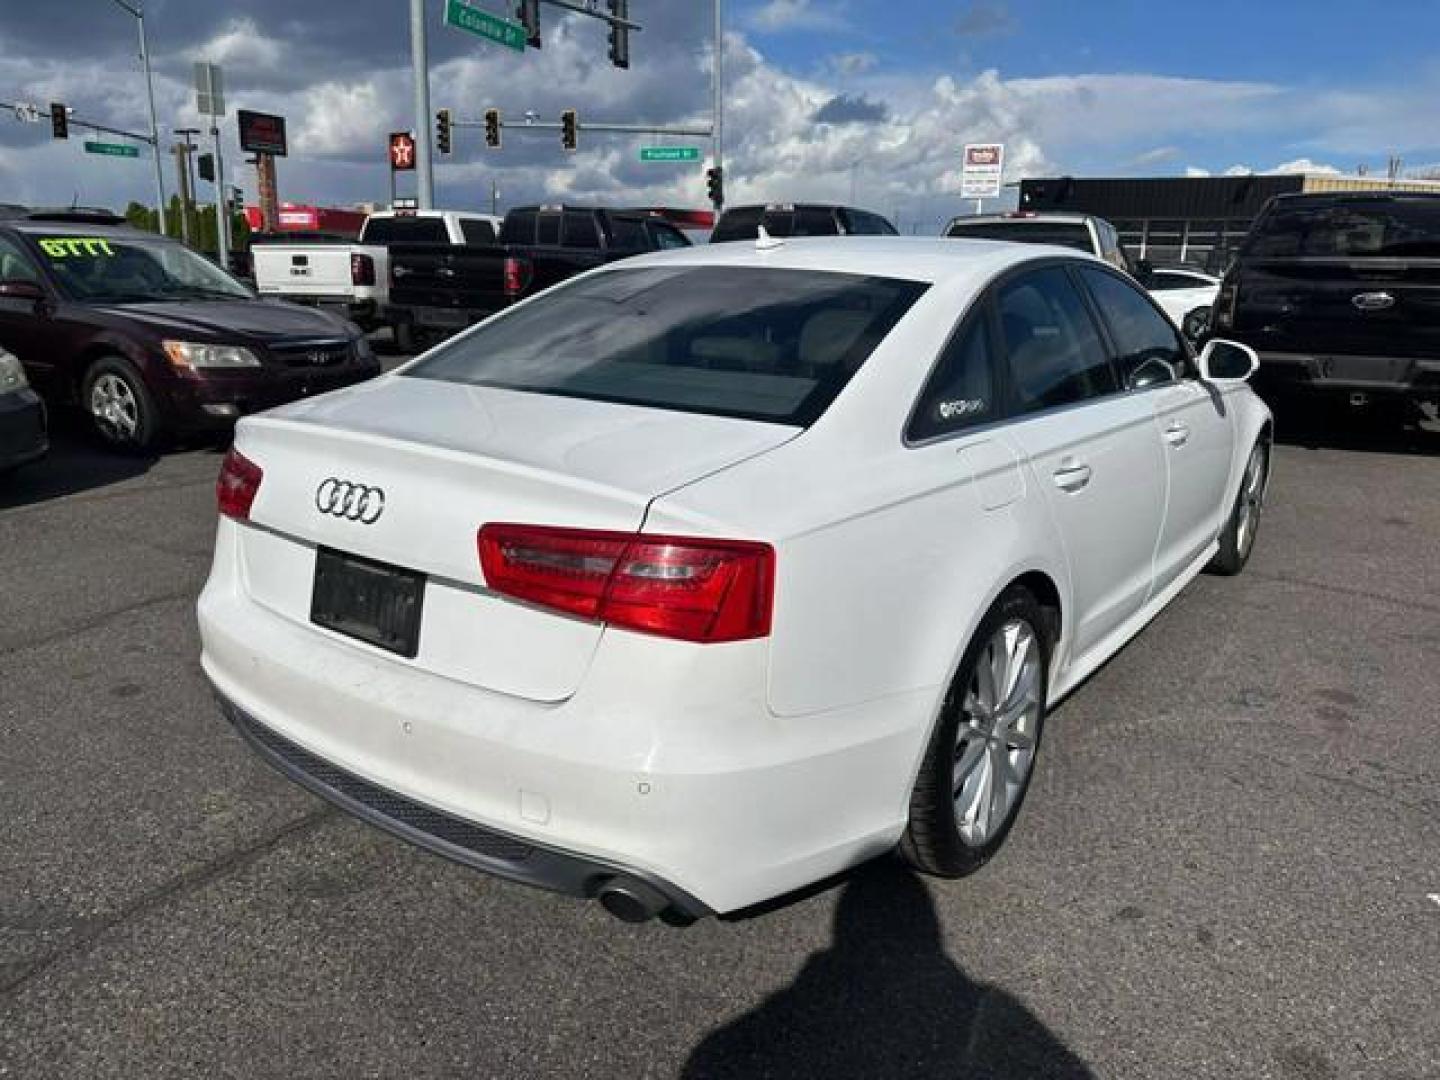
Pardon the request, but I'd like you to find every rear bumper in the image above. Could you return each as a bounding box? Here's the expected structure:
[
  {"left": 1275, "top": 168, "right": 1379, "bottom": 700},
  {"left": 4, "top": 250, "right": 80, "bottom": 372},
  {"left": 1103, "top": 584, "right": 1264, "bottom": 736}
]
[
  {"left": 198, "top": 520, "right": 928, "bottom": 914},
  {"left": 0, "top": 388, "right": 47, "bottom": 471},
  {"left": 1255, "top": 351, "right": 1440, "bottom": 398},
  {"left": 386, "top": 303, "right": 497, "bottom": 332},
  {"left": 214, "top": 690, "right": 712, "bottom": 918}
]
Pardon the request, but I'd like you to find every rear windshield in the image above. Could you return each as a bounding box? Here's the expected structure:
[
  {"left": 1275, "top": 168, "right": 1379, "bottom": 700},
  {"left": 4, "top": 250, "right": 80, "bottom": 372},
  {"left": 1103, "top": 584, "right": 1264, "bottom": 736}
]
[
  {"left": 406, "top": 266, "right": 928, "bottom": 425},
  {"left": 710, "top": 207, "right": 840, "bottom": 242},
  {"left": 945, "top": 221, "right": 1095, "bottom": 253},
  {"left": 1244, "top": 199, "right": 1440, "bottom": 258},
  {"left": 361, "top": 217, "right": 449, "bottom": 244}
]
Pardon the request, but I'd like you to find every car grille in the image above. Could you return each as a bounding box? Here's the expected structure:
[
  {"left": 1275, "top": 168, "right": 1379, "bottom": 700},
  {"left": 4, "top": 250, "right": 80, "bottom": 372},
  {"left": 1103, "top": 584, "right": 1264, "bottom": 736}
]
[
  {"left": 227, "top": 704, "right": 536, "bottom": 864},
  {"left": 269, "top": 341, "right": 353, "bottom": 368}
]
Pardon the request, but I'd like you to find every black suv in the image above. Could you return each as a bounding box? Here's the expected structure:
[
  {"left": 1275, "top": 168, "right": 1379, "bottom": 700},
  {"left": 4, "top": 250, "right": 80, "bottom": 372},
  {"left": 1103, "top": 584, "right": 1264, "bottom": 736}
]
[
  {"left": 1213, "top": 192, "right": 1440, "bottom": 419},
  {"left": 0, "top": 209, "right": 380, "bottom": 451},
  {"left": 710, "top": 203, "right": 898, "bottom": 242}
]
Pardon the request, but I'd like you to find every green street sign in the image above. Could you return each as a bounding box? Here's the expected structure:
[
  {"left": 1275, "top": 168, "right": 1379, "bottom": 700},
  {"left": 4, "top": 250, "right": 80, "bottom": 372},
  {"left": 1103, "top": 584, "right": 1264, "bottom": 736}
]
[
  {"left": 444, "top": 0, "right": 526, "bottom": 51},
  {"left": 639, "top": 146, "right": 702, "bottom": 163},
  {"left": 84, "top": 141, "right": 140, "bottom": 159}
]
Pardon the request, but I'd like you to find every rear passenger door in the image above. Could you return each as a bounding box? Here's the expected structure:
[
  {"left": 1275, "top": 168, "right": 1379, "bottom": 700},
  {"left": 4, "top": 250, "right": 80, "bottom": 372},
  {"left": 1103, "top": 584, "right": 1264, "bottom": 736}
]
[
  {"left": 997, "top": 264, "right": 1168, "bottom": 660},
  {"left": 1077, "top": 266, "right": 1233, "bottom": 595}
]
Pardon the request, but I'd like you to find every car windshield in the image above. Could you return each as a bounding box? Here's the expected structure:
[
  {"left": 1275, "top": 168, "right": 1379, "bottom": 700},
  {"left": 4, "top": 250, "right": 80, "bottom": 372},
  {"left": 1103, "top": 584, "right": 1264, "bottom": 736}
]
[
  {"left": 945, "top": 221, "right": 1095, "bottom": 253},
  {"left": 406, "top": 265, "right": 929, "bottom": 425},
  {"left": 31, "top": 234, "right": 251, "bottom": 303},
  {"left": 1244, "top": 199, "right": 1440, "bottom": 258}
]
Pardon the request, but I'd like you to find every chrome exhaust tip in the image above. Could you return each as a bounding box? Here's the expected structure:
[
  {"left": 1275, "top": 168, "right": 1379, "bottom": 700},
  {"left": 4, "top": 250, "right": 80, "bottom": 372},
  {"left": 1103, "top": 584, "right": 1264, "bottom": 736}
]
[{"left": 597, "top": 877, "right": 669, "bottom": 923}]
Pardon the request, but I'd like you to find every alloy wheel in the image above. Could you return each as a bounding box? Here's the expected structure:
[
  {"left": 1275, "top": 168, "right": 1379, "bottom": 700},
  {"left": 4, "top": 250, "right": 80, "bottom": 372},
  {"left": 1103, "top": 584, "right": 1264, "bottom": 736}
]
[
  {"left": 1236, "top": 444, "right": 1267, "bottom": 558},
  {"left": 90, "top": 373, "right": 140, "bottom": 442},
  {"left": 953, "top": 618, "right": 1043, "bottom": 848}
]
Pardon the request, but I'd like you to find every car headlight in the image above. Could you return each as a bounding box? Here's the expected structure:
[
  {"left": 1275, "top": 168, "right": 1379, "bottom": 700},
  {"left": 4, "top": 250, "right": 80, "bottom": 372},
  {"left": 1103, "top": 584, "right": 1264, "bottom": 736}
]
[
  {"left": 162, "top": 340, "right": 261, "bottom": 370},
  {"left": 0, "top": 348, "right": 28, "bottom": 392}
]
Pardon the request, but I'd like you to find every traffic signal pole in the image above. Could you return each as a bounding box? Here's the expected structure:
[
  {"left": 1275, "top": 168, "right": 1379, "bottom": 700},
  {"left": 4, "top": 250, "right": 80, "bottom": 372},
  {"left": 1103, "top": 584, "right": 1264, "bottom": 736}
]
[
  {"left": 713, "top": 0, "right": 724, "bottom": 212},
  {"left": 410, "top": 0, "right": 435, "bottom": 209}
]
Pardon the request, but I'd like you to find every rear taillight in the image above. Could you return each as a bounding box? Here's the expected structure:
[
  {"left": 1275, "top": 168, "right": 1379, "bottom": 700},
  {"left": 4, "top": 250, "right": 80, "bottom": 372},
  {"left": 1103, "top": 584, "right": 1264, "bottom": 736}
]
[
  {"left": 503, "top": 256, "right": 531, "bottom": 299},
  {"left": 1214, "top": 278, "right": 1238, "bottom": 330},
  {"left": 217, "top": 447, "right": 263, "bottom": 521},
  {"left": 351, "top": 252, "right": 376, "bottom": 287},
  {"left": 477, "top": 524, "right": 774, "bottom": 644}
]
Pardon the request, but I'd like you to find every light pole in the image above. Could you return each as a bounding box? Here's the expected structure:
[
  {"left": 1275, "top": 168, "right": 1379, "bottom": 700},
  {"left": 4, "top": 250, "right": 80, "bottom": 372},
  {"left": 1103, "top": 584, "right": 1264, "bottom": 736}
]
[
  {"left": 409, "top": 0, "right": 434, "bottom": 209},
  {"left": 108, "top": 0, "right": 168, "bottom": 235},
  {"left": 713, "top": 0, "right": 724, "bottom": 212},
  {"left": 175, "top": 127, "right": 200, "bottom": 243}
]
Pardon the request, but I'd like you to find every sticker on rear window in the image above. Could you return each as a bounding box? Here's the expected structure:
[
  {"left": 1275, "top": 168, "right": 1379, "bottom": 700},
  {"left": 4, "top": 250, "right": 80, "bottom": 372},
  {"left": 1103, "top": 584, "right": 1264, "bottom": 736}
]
[{"left": 38, "top": 238, "right": 116, "bottom": 258}]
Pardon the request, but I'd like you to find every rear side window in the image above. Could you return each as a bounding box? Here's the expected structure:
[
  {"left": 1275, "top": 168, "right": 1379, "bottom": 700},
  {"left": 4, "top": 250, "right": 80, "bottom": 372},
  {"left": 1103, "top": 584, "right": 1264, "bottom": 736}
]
[
  {"left": 792, "top": 207, "right": 839, "bottom": 236},
  {"left": 1078, "top": 267, "right": 1186, "bottom": 389},
  {"left": 710, "top": 207, "right": 763, "bottom": 243},
  {"left": 998, "top": 266, "right": 1118, "bottom": 413},
  {"left": 1246, "top": 199, "right": 1440, "bottom": 258},
  {"left": 609, "top": 217, "right": 646, "bottom": 249},
  {"left": 946, "top": 221, "right": 1096, "bottom": 254},
  {"left": 562, "top": 213, "right": 601, "bottom": 248},
  {"left": 407, "top": 266, "right": 929, "bottom": 426},
  {"left": 843, "top": 210, "right": 897, "bottom": 236},
  {"left": 459, "top": 219, "right": 496, "bottom": 245},
  {"left": 499, "top": 213, "right": 537, "bottom": 244},
  {"left": 360, "top": 217, "right": 448, "bottom": 244},
  {"left": 1149, "top": 271, "right": 1195, "bottom": 291},
  {"left": 649, "top": 222, "right": 691, "bottom": 249},
  {"left": 907, "top": 314, "right": 999, "bottom": 442}
]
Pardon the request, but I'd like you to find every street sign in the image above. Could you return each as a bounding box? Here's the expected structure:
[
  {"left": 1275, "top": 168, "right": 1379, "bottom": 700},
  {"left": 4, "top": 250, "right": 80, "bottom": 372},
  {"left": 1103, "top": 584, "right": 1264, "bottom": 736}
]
[
  {"left": 444, "top": 0, "right": 526, "bottom": 51},
  {"left": 194, "top": 62, "right": 225, "bottom": 117},
  {"left": 85, "top": 141, "right": 140, "bottom": 159},
  {"left": 389, "top": 131, "right": 417, "bottom": 171},
  {"left": 640, "top": 146, "right": 701, "bottom": 163},
  {"left": 960, "top": 143, "right": 1004, "bottom": 200},
  {"left": 238, "top": 110, "right": 287, "bottom": 156}
]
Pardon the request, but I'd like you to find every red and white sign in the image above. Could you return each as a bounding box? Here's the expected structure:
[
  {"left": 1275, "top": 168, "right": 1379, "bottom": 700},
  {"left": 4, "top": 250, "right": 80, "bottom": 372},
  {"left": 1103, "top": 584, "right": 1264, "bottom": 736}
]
[
  {"left": 389, "top": 131, "right": 417, "bottom": 171},
  {"left": 961, "top": 142, "right": 1004, "bottom": 200}
]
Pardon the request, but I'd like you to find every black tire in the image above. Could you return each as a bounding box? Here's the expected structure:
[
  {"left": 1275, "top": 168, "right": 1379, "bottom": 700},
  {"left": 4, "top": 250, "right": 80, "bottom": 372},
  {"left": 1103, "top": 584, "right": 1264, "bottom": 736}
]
[
  {"left": 1207, "top": 438, "right": 1269, "bottom": 576},
  {"left": 901, "top": 585, "right": 1053, "bottom": 878},
  {"left": 393, "top": 320, "right": 422, "bottom": 354},
  {"left": 81, "top": 355, "right": 162, "bottom": 452}
]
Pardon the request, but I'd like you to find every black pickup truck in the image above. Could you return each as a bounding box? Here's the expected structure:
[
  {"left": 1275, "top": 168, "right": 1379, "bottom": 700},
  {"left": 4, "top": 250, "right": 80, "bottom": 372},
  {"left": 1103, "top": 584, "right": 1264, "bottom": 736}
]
[
  {"left": 1213, "top": 191, "right": 1440, "bottom": 422},
  {"left": 386, "top": 206, "right": 692, "bottom": 345}
]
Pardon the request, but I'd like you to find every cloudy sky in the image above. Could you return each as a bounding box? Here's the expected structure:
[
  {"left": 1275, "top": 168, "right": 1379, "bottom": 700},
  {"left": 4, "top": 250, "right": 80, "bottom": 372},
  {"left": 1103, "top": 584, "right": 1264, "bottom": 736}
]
[{"left": 2, "top": 0, "right": 1438, "bottom": 233}]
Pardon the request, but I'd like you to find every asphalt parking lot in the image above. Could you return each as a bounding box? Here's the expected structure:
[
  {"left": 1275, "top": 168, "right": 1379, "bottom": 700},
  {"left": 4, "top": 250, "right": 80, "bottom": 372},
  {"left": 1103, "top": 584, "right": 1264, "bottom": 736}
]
[{"left": 2, "top": 387, "right": 1437, "bottom": 1079}]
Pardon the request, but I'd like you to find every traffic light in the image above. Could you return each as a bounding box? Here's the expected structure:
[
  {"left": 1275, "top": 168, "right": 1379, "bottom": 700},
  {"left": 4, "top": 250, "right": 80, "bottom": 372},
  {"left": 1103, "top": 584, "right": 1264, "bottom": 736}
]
[
  {"left": 198, "top": 153, "right": 215, "bottom": 183},
  {"left": 560, "top": 109, "right": 577, "bottom": 152},
  {"left": 484, "top": 109, "right": 501, "bottom": 150},
  {"left": 435, "top": 108, "right": 452, "bottom": 155},
  {"left": 607, "top": 0, "right": 629, "bottom": 69},
  {"left": 706, "top": 165, "right": 724, "bottom": 208},
  {"left": 49, "top": 102, "right": 68, "bottom": 140},
  {"left": 519, "top": 0, "right": 540, "bottom": 48}
]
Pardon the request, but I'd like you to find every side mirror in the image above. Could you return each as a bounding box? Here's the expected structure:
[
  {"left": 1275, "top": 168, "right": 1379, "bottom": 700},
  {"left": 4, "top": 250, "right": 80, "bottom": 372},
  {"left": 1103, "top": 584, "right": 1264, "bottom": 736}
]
[
  {"left": 0, "top": 279, "right": 45, "bottom": 301},
  {"left": 1197, "top": 338, "right": 1258, "bottom": 384}
]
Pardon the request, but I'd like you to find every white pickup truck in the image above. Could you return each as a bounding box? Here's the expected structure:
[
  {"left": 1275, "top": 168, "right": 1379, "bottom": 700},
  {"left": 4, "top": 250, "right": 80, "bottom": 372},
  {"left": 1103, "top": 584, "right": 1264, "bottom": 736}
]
[{"left": 252, "top": 210, "right": 503, "bottom": 333}]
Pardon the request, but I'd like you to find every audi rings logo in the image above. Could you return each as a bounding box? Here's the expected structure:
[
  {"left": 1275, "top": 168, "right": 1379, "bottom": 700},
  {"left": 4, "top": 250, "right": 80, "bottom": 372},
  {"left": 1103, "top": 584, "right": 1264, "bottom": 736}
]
[{"left": 315, "top": 478, "right": 385, "bottom": 524}]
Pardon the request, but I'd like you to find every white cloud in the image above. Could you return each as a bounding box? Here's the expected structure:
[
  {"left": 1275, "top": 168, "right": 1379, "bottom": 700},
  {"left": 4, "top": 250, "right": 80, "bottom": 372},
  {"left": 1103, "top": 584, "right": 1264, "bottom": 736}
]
[
  {"left": 746, "top": 0, "right": 847, "bottom": 33},
  {"left": 827, "top": 51, "right": 877, "bottom": 77},
  {"left": 186, "top": 17, "right": 289, "bottom": 73},
  {"left": 1267, "top": 157, "right": 1340, "bottom": 175}
]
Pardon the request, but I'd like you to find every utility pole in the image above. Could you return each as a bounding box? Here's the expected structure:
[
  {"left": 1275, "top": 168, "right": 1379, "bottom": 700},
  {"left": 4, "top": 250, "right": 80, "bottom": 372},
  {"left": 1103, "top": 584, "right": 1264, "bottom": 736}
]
[
  {"left": 170, "top": 143, "right": 192, "bottom": 244},
  {"left": 175, "top": 128, "right": 200, "bottom": 242},
  {"left": 713, "top": 0, "right": 724, "bottom": 213},
  {"left": 410, "top": 0, "right": 435, "bottom": 209},
  {"left": 109, "top": 1, "right": 168, "bottom": 235},
  {"left": 212, "top": 119, "right": 230, "bottom": 266},
  {"left": 491, "top": 178, "right": 499, "bottom": 216}
]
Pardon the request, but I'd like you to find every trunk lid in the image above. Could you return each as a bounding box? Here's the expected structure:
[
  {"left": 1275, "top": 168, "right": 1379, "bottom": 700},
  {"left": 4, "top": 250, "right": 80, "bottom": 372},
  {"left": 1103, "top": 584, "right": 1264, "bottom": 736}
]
[
  {"left": 232, "top": 375, "right": 797, "bottom": 702},
  {"left": 1233, "top": 257, "right": 1440, "bottom": 358},
  {"left": 253, "top": 245, "right": 360, "bottom": 301}
]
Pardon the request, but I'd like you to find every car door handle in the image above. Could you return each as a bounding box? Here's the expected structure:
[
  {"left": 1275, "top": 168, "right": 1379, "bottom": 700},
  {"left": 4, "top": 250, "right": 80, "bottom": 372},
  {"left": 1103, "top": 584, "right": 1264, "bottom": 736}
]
[
  {"left": 1163, "top": 421, "right": 1190, "bottom": 447},
  {"left": 1052, "top": 461, "right": 1092, "bottom": 492}
]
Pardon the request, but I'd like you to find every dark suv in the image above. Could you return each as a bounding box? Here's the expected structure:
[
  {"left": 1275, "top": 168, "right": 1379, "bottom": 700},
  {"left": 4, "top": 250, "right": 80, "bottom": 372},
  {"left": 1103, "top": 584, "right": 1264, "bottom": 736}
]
[
  {"left": 0, "top": 210, "right": 381, "bottom": 450},
  {"left": 710, "top": 204, "right": 898, "bottom": 242},
  {"left": 1213, "top": 192, "right": 1440, "bottom": 419}
]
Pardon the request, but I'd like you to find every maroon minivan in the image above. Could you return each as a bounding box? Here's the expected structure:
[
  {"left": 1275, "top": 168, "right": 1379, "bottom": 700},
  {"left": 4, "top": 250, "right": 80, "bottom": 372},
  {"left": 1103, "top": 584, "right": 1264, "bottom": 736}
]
[{"left": 0, "top": 210, "right": 381, "bottom": 451}]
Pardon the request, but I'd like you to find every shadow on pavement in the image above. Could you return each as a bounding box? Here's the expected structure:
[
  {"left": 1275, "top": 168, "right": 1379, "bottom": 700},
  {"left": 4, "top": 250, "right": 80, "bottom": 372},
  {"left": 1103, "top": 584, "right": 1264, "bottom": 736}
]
[
  {"left": 1264, "top": 393, "right": 1440, "bottom": 456},
  {"left": 682, "top": 858, "right": 1095, "bottom": 1080}
]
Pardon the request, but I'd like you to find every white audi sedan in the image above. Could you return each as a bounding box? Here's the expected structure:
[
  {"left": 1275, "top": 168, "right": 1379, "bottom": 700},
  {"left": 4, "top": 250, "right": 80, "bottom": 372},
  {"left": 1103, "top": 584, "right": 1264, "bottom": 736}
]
[{"left": 199, "top": 238, "right": 1271, "bottom": 922}]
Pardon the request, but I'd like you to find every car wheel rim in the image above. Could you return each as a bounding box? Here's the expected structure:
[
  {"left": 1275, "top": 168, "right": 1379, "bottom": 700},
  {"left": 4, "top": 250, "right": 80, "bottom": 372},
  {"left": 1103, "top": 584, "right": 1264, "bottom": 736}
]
[
  {"left": 90, "top": 373, "right": 139, "bottom": 441},
  {"left": 1236, "top": 445, "right": 1267, "bottom": 557},
  {"left": 953, "top": 618, "right": 1042, "bottom": 848}
]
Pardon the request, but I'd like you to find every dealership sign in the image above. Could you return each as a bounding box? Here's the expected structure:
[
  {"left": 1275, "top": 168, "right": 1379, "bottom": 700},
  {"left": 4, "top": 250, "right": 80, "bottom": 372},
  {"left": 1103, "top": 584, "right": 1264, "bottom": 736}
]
[
  {"left": 238, "top": 110, "right": 288, "bottom": 156},
  {"left": 961, "top": 143, "right": 1004, "bottom": 200}
]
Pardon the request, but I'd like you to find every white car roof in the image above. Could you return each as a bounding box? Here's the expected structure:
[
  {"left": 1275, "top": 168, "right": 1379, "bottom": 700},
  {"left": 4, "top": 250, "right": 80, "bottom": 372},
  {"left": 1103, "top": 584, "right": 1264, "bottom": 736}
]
[{"left": 615, "top": 236, "right": 1100, "bottom": 285}]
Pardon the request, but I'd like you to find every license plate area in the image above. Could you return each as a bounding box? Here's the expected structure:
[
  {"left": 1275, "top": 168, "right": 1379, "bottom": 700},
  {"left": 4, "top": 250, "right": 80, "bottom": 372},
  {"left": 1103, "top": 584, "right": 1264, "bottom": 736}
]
[{"left": 310, "top": 547, "right": 425, "bottom": 658}]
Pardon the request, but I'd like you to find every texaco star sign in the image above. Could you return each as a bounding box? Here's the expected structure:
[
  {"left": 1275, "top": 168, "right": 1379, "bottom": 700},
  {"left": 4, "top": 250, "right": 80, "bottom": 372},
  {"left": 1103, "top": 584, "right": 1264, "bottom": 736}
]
[{"left": 389, "top": 132, "right": 417, "bottom": 171}]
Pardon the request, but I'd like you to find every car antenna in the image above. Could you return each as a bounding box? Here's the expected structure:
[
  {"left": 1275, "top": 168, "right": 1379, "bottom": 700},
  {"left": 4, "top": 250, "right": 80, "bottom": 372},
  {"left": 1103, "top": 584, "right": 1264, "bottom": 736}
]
[{"left": 755, "top": 225, "right": 784, "bottom": 251}]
